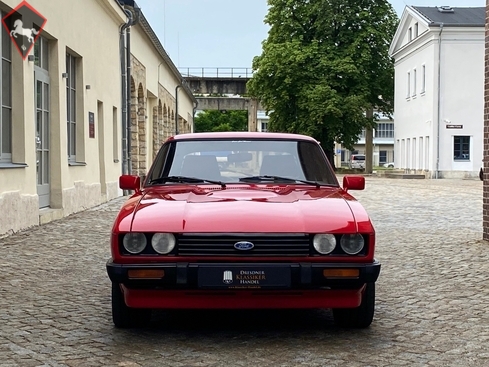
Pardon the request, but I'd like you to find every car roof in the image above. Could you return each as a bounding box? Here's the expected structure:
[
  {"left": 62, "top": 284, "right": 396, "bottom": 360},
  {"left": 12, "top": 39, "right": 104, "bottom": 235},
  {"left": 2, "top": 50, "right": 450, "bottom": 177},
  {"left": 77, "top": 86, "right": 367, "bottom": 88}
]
[{"left": 168, "top": 131, "right": 318, "bottom": 143}]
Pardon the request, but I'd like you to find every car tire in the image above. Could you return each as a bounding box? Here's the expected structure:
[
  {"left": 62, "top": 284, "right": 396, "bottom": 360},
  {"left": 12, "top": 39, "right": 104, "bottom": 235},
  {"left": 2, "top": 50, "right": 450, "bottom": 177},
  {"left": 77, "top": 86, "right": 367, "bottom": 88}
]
[
  {"left": 112, "top": 282, "right": 152, "bottom": 328},
  {"left": 333, "top": 282, "right": 375, "bottom": 328},
  {"left": 388, "top": 164, "right": 394, "bottom": 168}
]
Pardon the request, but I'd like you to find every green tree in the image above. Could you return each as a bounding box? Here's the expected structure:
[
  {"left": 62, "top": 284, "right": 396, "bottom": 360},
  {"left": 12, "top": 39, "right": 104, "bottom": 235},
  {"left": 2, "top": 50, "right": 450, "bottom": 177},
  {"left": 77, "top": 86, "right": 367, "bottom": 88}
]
[
  {"left": 247, "top": 0, "right": 398, "bottom": 167},
  {"left": 194, "top": 110, "right": 248, "bottom": 133}
]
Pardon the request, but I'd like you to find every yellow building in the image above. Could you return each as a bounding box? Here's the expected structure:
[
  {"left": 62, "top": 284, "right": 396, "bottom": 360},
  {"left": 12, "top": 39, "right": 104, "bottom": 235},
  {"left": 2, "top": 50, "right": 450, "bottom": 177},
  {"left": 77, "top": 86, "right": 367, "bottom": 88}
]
[{"left": 0, "top": 0, "right": 196, "bottom": 236}]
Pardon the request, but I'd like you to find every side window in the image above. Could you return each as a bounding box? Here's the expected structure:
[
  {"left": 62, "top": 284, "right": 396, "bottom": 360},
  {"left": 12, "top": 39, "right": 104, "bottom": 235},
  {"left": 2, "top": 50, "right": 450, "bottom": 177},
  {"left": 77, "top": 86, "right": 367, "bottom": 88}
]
[
  {"left": 145, "top": 143, "right": 171, "bottom": 184},
  {"left": 298, "top": 141, "right": 336, "bottom": 183}
]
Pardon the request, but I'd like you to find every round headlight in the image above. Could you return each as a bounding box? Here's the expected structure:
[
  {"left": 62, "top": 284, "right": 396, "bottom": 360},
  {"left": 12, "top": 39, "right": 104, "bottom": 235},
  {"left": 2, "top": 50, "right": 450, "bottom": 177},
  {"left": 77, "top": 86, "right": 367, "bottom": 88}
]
[
  {"left": 340, "top": 234, "right": 365, "bottom": 255},
  {"left": 151, "top": 233, "right": 176, "bottom": 254},
  {"left": 313, "top": 234, "right": 336, "bottom": 254},
  {"left": 123, "top": 233, "right": 147, "bottom": 254}
]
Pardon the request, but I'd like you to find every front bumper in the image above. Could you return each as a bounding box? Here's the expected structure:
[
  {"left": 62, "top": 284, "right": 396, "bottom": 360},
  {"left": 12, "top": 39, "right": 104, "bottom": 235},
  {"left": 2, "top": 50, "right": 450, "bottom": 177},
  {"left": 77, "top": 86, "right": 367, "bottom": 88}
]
[
  {"left": 107, "top": 260, "right": 380, "bottom": 309},
  {"left": 107, "top": 260, "right": 380, "bottom": 288}
]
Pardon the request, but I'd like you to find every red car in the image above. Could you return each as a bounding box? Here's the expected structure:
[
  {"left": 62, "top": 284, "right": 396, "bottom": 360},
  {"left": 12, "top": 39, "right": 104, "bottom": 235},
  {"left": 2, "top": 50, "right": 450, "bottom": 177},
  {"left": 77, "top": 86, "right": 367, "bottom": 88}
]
[{"left": 106, "top": 132, "right": 380, "bottom": 328}]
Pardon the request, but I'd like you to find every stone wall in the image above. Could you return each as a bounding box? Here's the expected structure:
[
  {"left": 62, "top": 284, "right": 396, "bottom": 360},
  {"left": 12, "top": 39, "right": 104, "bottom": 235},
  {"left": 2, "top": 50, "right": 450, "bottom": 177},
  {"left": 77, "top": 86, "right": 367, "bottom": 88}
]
[
  {"left": 130, "top": 56, "right": 147, "bottom": 177},
  {"left": 0, "top": 192, "right": 38, "bottom": 237},
  {"left": 129, "top": 56, "right": 193, "bottom": 177}
]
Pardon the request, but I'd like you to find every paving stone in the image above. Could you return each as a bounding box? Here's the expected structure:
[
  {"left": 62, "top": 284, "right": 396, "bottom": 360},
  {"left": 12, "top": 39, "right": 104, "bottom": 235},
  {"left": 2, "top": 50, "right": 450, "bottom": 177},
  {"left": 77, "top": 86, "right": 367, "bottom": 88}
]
[{"left": 0, "top": 177, "right": 487, "bottom": 366}]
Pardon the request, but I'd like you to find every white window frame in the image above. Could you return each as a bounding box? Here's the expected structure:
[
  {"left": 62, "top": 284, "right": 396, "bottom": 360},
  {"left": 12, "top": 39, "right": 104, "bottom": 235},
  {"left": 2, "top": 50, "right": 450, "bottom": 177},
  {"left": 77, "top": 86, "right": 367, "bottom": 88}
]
[
  {"left": 421, "top": 64, "right": 426, "bottom": 94},
  {"left": 413, "top": 68, "right": 417, "bottom": 97},
  {"left": 453, "top": 136, "right": 470, "bottom": 161},
  {"left": 407, "top": 71, "right": 411, "bottom": 98}
]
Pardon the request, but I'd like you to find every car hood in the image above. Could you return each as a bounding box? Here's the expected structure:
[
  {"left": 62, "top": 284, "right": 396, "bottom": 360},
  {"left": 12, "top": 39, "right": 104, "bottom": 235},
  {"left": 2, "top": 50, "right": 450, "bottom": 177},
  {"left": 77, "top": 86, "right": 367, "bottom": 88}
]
[{"left": 117, "top": 185, "right": 372, "bottom": 233}]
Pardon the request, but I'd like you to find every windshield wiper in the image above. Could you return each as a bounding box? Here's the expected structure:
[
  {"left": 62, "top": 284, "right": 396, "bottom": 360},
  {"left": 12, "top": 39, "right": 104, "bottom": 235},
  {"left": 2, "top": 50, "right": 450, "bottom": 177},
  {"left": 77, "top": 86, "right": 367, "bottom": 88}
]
[
  {"left": 149, "top": 176, "right": 226, "bottom": 188},
  {"left": 239, "top": 175, "right": 328, "bottom": 188}
]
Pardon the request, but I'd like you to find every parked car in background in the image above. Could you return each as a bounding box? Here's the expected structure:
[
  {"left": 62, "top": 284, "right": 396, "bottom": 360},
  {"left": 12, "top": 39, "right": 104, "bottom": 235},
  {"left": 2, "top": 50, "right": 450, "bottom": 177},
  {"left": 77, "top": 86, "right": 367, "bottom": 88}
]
[
  {"left": 106, "top": 132, "right": 380, "bottom": 329},
  {"left": 349, "top": 154, "right": 366, "bottom": 169},
  {"left": 383, "top": 162, "right": 395, "bottom": 168}
]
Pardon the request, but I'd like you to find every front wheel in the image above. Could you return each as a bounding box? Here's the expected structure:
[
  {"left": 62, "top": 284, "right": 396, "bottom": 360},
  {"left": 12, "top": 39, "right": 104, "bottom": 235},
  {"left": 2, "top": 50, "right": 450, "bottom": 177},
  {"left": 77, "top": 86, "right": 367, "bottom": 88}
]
[
  {"left": 111, "top": 283, "right": 152, "bottom": 328},
  {"left": 333, "top": 283, "right": 375, "bottom": 328}
]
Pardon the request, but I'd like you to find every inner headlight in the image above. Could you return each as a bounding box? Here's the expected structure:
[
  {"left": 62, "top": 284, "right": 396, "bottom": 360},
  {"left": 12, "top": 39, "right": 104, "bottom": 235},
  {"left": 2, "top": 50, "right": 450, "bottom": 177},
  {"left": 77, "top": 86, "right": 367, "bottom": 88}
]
[
  {"left": 340, "top": 234, "right": 365, "bottom": 255},
  {"left": 313, "top": 234, "right": 336, "bottom": 254},
  {"left": 151, "top": 233, "right": 176, "bottom": 254},
  {"left": 123, "top": 233, "right": 147, "bottom": 254}
]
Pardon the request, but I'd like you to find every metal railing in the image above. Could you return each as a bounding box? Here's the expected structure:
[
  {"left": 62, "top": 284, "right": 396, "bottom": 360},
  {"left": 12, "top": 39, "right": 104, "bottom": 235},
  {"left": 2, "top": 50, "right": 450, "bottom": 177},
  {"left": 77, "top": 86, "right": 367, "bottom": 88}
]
[{"left": 179, "top": 67, "right": 253, "bottom": 79}]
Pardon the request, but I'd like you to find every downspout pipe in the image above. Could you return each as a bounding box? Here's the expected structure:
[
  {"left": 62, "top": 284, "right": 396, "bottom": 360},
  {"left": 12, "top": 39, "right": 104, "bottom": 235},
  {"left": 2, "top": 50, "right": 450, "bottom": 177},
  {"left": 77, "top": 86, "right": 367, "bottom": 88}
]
[
  {"left": 192, "top": 101, "right": 198, "bottom": 133},
  {"left": 126, "top": 9, "right": 133, "bottom": 175},
  {"left": 175, "top": 84, "right": 182, "bottom": 135},
  {"left": 119, "top": 10, "right": 132, "bottom": 176},
  {"left": 436, "top": 23, "right": 444, "bottom": 179}
]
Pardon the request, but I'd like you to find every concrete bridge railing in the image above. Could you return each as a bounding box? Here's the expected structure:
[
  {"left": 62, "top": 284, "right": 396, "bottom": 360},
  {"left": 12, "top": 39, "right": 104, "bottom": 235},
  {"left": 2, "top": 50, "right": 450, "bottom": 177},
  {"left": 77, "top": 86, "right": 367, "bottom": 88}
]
[
  {"left": 179, "top": 67, "right": 254, "bottom": 79},
  {"left": 179, "top": 67, "right": 260, "bottom": 132}
]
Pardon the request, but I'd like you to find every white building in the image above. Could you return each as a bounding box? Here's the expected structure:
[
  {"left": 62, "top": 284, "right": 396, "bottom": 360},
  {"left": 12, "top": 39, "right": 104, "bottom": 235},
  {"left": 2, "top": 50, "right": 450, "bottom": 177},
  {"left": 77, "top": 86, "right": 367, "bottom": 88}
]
[
  {"left": 349, "top": 114, "right": 395, "bottom": 168},
  {"left": 0, "top": 0, "right": 195, "bottom": 236},
  {"left": 257, "top": 110, "right": 394, "bottom": 169},
  {"left": 389, "top": 5, "right": 485, "bottom": 178},
  {"left": 257, "top": 110, "right": 269, "bottom": 132}
]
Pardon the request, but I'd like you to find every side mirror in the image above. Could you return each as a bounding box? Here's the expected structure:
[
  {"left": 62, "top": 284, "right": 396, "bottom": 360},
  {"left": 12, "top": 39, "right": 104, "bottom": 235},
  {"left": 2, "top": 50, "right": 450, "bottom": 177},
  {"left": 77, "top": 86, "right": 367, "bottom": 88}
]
[
  {"left": 119, "top": 175, "right": 141, "bottom": 192},
  {"left": 343, "top": 175, "right": 365, "bottom": 192}
]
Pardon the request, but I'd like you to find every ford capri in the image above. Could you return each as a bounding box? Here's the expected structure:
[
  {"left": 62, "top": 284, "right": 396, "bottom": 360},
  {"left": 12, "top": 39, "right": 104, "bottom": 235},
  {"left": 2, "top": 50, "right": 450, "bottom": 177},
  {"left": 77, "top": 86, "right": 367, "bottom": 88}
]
[{"left": 106, "top": 132, "right": 380, "bottom": 328}]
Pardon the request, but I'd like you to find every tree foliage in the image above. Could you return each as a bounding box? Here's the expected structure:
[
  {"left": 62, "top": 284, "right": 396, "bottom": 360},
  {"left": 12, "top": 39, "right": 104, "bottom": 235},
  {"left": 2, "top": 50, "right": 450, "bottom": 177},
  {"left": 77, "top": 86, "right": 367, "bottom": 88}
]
[
  {"left": 247, "top": 0, "right": 398, "bottom": 164},
  {"left": 194, "top": 110, "right": 248, "bottom": 133}
]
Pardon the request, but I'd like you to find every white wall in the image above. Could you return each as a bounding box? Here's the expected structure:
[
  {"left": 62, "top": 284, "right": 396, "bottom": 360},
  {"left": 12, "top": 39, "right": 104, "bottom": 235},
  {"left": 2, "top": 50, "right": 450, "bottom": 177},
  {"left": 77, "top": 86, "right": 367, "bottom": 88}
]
[
  {"left": 392, "top": 22, "right": 484, "bottom": 178},
  {"left": 393, "top": 34, "right": 437, "bottom": 172},
  {"left": 437, "top": 29, "right": 484, "bottom": 176},
  {"left": 0, "top": 0, "right": 196, "bottom": 236}
]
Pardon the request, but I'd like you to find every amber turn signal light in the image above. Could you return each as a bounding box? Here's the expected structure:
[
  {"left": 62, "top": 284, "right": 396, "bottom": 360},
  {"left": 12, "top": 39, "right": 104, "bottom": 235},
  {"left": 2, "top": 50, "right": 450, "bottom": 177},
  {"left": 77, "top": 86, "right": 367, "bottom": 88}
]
[
  {"left": 323, "top": 269, "right": 360, "bottom": 278},
  {"left": 128, "top": 269, "right": 165, "bottom": 279}
]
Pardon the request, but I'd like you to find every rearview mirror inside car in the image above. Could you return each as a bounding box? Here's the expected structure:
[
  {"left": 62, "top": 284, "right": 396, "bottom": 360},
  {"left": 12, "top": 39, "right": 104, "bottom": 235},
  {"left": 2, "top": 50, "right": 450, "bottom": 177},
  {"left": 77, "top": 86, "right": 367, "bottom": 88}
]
[{"left": 227, "top": 152, "right": 253, "bottom": 163}]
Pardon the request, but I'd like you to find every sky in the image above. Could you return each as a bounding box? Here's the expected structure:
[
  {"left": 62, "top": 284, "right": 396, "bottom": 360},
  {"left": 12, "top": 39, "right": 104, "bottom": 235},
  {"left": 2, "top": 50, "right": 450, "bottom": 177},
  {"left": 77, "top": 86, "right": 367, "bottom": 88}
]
[{"left": 135, "top": 0, "right": 485, "bottom": 69}]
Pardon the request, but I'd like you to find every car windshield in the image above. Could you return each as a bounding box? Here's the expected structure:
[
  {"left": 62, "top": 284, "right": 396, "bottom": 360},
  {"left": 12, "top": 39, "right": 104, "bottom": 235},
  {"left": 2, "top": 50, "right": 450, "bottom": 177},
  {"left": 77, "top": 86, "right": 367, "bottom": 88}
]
[{"left": 145, "top": 138, "right": 339, "bottom": 186}]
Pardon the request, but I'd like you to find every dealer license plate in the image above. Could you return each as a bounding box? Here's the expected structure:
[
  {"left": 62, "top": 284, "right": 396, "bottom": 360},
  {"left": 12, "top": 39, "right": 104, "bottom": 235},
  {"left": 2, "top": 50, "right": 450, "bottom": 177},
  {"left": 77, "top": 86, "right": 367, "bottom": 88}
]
[{"left": 198, "top": 265, "right": 291, "bottom": 289}]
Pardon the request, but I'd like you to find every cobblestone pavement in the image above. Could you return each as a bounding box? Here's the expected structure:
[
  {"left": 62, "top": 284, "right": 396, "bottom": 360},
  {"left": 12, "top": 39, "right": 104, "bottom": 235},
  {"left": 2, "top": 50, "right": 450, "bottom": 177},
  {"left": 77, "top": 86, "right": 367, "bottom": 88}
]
[{"left": 0, "top": 177, "right": 487, "bottom": 367}]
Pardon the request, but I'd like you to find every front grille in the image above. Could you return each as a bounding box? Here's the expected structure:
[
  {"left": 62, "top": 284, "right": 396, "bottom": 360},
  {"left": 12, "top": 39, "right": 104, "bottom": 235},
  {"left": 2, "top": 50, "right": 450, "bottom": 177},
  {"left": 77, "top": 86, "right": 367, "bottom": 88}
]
[{"left": 177, "top": 233, "right": 311, "bottom": 257}]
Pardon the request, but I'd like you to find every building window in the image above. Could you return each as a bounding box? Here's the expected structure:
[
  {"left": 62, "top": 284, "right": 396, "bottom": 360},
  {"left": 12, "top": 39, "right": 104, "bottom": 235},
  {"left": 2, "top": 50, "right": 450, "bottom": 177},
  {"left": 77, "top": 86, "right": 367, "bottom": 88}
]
[
  {"left": 66, "top": 53, "right": 76, "bottom": 161},
  {"left": 379, "top": 151, "right": 387, "bottom": 164},
  {"left": 375, "top": 122, "right": 394, "bottom": 138},
  {"left": 407, "top": 72, "right": 411, "bottom": 98},
  {"left": 261, "top": 121, "right": 268, "bottom": 132},
  {"left": 454, "top": 136, "right": 470, "bottom": 161},
  {"left": 421, "top": 65, "right": 426, "bottom": 93},
  {"left": 414, "top": 23, "right": 419, "bottom": 38},
  {"left": 413, "top": 69, "right": 417, "bottom": 96},
  {"left": 408, "top": 27, "right": 412, "bottom": 42},
  {"left": 113, "top": 107, "right": 119, "bottom": 162},
  {"left": 34, "top": 36, "right": 49, "bottom": 70},
  {"left": 1, "top": 12, "right": 12, "bottom": 163}
]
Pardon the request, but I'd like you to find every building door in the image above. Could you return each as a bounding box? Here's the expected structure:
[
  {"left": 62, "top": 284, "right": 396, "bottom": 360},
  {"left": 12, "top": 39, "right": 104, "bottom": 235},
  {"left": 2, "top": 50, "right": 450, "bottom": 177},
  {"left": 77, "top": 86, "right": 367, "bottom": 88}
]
[{"left": 35, "top": 69, "right": 50, "bottom": 208}]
